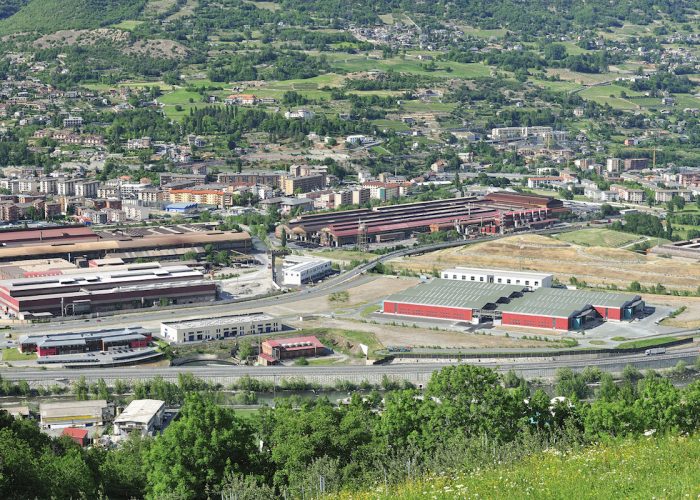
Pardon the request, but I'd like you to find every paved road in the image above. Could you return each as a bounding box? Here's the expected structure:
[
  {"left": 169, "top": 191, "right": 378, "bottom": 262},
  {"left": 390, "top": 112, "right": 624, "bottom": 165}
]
[
  {"left": 11, "top": 227, "right": 581, "bottom": 335},
  {"left": 2, "top": 347, "right": 696, "bottom": 385}
]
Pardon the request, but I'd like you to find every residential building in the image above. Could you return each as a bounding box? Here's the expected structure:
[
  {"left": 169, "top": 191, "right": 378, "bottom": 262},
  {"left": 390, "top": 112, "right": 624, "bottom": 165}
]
[
  {"left": 113, "top": 399, "right": 165, "bottom": 437},
  {"left": 63, "top": 116, "right": 83, "bottom": 128},
  {"left": 606, "top": 158, "right": 624, "bottom": 173},
  {"left": 281, "top": 174, "right": 325, "bottom": 195},
  {"left": 624, "top": 158, "right": 648, "bottom": 171},
  {"left": 284, "top": 109, "right": 315, "bottom": 119},
  {"left": 169, "top": 189, "right": 231, "bottom": 208}
]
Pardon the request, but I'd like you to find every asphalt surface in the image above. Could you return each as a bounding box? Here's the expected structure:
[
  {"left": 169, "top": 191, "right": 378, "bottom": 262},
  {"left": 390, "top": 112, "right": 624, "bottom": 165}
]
[
  {"left": 2, "top": 347, "right": 696, "bottom": 384},
  {"left": 11, "top": 229, "right": 577, "bottom": 335}
]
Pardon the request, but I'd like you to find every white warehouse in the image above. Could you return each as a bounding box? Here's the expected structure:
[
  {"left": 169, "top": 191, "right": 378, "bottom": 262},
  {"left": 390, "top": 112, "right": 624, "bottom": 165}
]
[
  {"left": 113, "top": 399, "right": 165, "bottom": 437},
  {"left": 160, "top": 312, "right": 280, "bottom": 343},
  {"left": 441, "top": 267, "right": 553, "bottom": 290},
  {"left": 283, "top": 258, "right": 333, "bottom": 286}
]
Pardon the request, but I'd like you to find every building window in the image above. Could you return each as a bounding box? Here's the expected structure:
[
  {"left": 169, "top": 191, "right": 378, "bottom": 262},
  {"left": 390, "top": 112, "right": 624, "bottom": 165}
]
[
  {"left": 470, "top": 276, "right": 475, "bottom": 281},
  {"left": 525, "top": 281, "right": 530, "bottom": 286},
  {"left": 534, "top": 281, "right": 539, "bottom": 286},
  {"left": 480, "top": 277, "right": 484, "bottom": 282},
  {"left": 497, "top": 278, "right": 502, "bottom": 283},
  {"left": 453, "top": 275, "right": 457, "bottom": 279},
  {"left": 507, "top": 279, "right": 511, "bottom": 284}
]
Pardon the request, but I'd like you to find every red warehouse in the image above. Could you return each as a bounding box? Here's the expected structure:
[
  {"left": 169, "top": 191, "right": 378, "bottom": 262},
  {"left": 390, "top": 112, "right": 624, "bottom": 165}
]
[{"left": 383, "top": 279, "right": 643, "bottom": 331}]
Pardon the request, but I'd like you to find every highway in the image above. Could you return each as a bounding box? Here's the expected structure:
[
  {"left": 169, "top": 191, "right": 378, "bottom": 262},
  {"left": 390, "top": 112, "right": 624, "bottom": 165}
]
[{"left": 2, "top": 347, "right": 696, "bottom": 385}]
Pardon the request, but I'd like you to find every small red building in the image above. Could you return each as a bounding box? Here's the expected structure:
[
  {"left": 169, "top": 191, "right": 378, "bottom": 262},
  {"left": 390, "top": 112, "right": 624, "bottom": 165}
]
[
  {"left": 261, "top": 335, "right": 327, "bottom": 361},
  {"left": 62, "top": 427, "right": 89, "bottom": 447}
]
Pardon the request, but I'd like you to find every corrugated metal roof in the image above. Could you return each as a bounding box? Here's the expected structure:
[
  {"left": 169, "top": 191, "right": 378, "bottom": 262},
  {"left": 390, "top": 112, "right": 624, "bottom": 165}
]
[
  {"left": 385, "top": 279, "right": 525, "bottom": 310},
  {"left": 499, "top": 288, "right": 640, "bottom": 318}
]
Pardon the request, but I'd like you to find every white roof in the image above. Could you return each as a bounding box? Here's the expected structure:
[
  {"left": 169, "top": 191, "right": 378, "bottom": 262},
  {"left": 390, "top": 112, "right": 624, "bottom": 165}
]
[
  {"left": 114, "top": 399, "right": 164, "bottom": 425},
  {"left": 162, "top": 312, "right": 274, "bottom": 330}
]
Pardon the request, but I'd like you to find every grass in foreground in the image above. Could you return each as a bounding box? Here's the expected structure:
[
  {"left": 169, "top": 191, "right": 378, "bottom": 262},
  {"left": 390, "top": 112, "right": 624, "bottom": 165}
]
[{"left": 343, "top": 435, "right": 700, "bottom": 499}]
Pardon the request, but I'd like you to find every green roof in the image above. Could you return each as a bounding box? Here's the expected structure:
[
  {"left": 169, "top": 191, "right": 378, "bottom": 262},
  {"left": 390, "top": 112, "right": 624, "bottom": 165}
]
[
  {"left": 386, "top": 279, "right": 525, "bottom": 310},
  {"left": 498, "top": 288, "right": 640, "bottom": 318}
]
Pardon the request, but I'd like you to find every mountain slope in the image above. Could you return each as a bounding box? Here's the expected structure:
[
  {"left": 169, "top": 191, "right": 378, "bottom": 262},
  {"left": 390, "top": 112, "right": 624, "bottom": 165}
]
[{"left": 0, "top": 0, "right": 146, "bottom": 34}]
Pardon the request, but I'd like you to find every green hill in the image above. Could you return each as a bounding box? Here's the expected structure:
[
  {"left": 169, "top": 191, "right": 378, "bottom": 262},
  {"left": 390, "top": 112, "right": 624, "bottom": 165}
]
[
  {"left": 0, "top": 0, "right": 146, "bottom": 34},
  {"left": 347, "top": 434, "right": 700, "bottom": 499}
]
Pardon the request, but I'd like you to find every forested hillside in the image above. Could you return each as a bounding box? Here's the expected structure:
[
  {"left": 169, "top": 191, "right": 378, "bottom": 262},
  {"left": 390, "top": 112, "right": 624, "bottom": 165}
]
[{"left": 0, "top": 0, "right": 146, "bottom": 34}]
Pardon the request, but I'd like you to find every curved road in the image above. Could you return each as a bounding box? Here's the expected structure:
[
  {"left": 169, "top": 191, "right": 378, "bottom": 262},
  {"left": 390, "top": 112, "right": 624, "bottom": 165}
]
[{"left": 10, "top": 225, "right": 583, "bottom": 335}]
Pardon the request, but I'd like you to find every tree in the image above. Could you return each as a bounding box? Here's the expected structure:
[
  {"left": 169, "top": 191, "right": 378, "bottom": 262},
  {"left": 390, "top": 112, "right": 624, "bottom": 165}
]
[
  {"left": 146, "top": 395, "right": 255, "bottom": 499},
  {"left": 554, "top": 368, "right": 590, "bottom": 400},
  {"left": 73, "top": 376, "right": 88, "bottom": 400},
  {"left": 280, "top": 228, "right": 287, "bottom": 248},
  {"left": 424, "top": 365, "right": 523, "bottom": 442},
  {"left": 99, "top": 433, "right": 151, "bottom": 498}
]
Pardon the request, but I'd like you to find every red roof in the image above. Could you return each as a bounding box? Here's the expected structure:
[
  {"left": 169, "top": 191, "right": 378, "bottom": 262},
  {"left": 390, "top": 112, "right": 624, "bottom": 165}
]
[
  {"left": 62, "top": 427, "right": 88, "bottom": 439},
  {"left": 258, "top": 353, "right": 277, "bottom": 362},
  {"left": 263, "top": 335, "right": 325, "bottom": 351},
  {"left": 0, "top": 226, "right": 95, "bottom": 245}
]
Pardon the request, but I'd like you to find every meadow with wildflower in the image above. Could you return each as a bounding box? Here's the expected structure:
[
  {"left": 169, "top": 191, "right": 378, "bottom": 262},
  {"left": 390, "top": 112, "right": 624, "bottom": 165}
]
[{"left": 345, "top": 434, "right": 700, "bottom": 499}]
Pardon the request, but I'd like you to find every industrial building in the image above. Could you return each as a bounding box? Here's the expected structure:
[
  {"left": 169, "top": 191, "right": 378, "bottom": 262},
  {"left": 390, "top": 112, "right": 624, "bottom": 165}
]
[
  {"left": 0, "top": 265, "right": 218, "bottom": 318},
  {"left": 382, "top": 279, "right": 643, "bottom": 331},
  {"left": 160, "top": 313, "right": 280, "bottom": 343},
  {"left": 276, "top": 192, "right": 564, "bottom": 247},
  {"left": 0, "top": 225, "right": 251, "bottom": 262},
  {"left": 651, "top": 238, "right": 700, "bottom": 259},
  {"left": 259, "top": 335, "right": 327, "bottom": 365},
  {"left": 441, "top": 267, "right": 553, "bottom": 289},
  {"left": 113, "top": 399, "right": 165, "bottom": 436},
  {"left": 40, "top": 400, "right": 115, "bottom": 429},
  {"left": 19, "top": 327, "right": 152, "bottom": 356},
  {"left": 282, "top": 257, "right": 333, "bottom": 286}
]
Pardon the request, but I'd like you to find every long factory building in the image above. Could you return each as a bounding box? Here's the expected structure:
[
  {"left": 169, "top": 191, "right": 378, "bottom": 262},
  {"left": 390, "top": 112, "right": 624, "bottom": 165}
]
[
  {"left": 382, "top": 278, "right": 644, "bottom": 331},
  {"left": 276, "top": 192, "right": 564, "bottom": 246},
  {"left": 0, "top": 225, "right": 251, "bottom": 262},
  {"left": 0, "top": 264, "right": 218, "bottom": 318}
]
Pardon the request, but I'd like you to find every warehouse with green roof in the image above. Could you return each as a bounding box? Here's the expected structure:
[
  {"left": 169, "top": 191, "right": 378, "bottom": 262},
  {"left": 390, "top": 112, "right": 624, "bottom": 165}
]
[{"left": 382, "top": 278, "right": 644, "bottom": 331}]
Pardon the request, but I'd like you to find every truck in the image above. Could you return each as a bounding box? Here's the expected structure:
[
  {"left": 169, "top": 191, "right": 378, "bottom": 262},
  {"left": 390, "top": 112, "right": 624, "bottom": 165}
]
[{"left": 644, "top": 347, "right": 666, "bottom": 356}]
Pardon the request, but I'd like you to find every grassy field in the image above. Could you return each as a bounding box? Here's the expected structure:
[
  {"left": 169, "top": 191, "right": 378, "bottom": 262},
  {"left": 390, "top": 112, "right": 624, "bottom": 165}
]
[
  {"left": 111, "top": 20, "right": 144, "bottom": 31},
  {"left": 2, "top": 349, "right": 36, "bottom": 361},
  {"left": 578, "top": 84, "right": 645, "bottom": 109},
  {"left": 616, "top": 336, "right": 679, "bottom": 349},
  {"left": 327, "top": 54, "right": 492, "bottom": 79},
  {"left": 553, "top": 228, "right": 642, "bottom": 248},
  {"left": 346, "top": 435, "right": 700, "bottom": 499},
  {"left": 299, "top": 327, "right": 382, "bottom": 358}
]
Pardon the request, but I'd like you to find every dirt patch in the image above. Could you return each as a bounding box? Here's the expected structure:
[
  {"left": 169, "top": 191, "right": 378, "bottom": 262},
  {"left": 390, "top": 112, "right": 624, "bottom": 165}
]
[
  {"left": 33, "top": 30, "right": 188, "bottom": 59},
  {"left": 125, "top": 39, "right": 189, "bottom": 59},
  {"left": 390, "top": 234, "right": 700, "bottom": 292},
  {"left": 304, "top": 318, "right": 557, "bottom": 350},
  {"left": 33, "top": 29, "right": 130, "bottom": 48},
  {"left": 643, "top": 294, "right": 700, "bottom": 329}
]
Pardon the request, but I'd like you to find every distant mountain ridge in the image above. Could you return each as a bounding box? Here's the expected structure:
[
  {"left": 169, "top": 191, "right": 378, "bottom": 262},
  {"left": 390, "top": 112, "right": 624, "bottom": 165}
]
[{"left": 0, "top": 0, "right": 146, "bottom": 34}]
